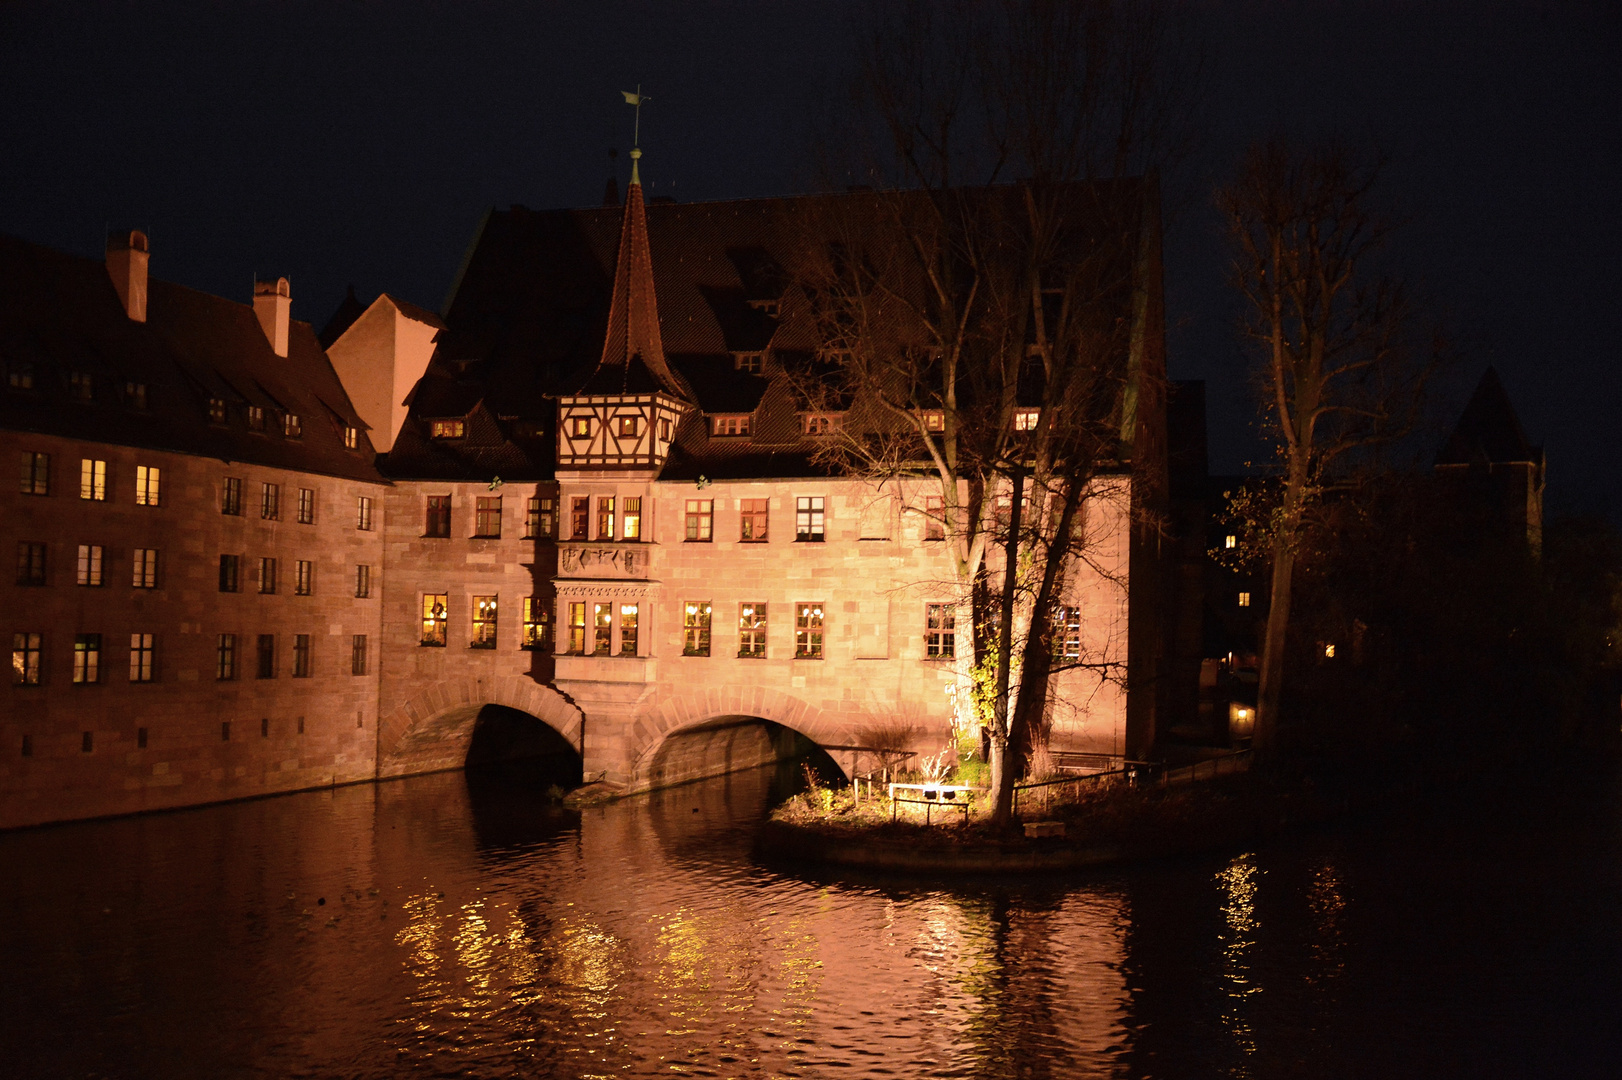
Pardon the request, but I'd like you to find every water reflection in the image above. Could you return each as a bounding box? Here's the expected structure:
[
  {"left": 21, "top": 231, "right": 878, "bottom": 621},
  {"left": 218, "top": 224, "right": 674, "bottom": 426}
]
[{"left": 2, "top": 763, "right": 1620, "bottom": 1078}]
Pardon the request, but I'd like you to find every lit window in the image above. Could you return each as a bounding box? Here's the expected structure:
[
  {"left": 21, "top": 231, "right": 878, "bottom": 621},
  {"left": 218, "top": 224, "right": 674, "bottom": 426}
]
[
  {"left": 73, "top": 634, "right": 101, "bottom": 683},
  {"left": 292, "top": 634, "right": 311, "bottom": 677},
  {"left": 597, "top": 496, "right": 615, "bottom": 540},
  {"left": 76, "top": 544, "right": 103, "bottom": 587},
  {"left": 222, "top": 477, "right": 242, "bottom": 515},
  {"left": 619, "top": 604, "right": 638, "bottom": 656},
  {"left": 734, "top": 352, "right": 764, "bottom": 374},
  {"left": 208, "top": 397, "right": 226, "bottom": 423},
  {"left": 294, "top": 559, "right": 313, "bottom": 596},
  {"left": 357, "top": 496, "right": 373, "bottom": 531},
  {"left": 125, "top": 382, "right": 147, "bottom": 410},
  {"left": 1224, "top": 534, "right": 1237, "bottom": 550},
  {"left": 570, "top": 497, "right": 589, "bottom": 539},
  {"left": 1324, "top": 643, "right": 1336, "bottom": 658},
  {"left": 1238, "top": 591, "right": 1251, "bottom": 608},
  {"left": 472, "top": 596, "right": 498, "bottom": 648},
  {"left": 131, "top": 548, "right": 159, "bottom": 589},
  {"left": 258, "top": 557, "right": 277, "bottom": 595},
  {"left": 475, "top": 496, "right": 503, "bottom": 538},
  {"left": 802, "top": 414, "right": 838, "bottom": 436},
  {"left": 343, "top": 426, "right": 358, "bottom": 450},
  {"left": 355, "top": 564, "right": 371, "bottom": 598},
  {"left": 421, "top": 594, "right": 448, "bottom": 646},
  {"left": 739, "top": 602, "right": 767, "bottom": 658},
  {"left": 683, "top": 602, "right": 712, "bottom": 656},
  {"left": 522, "top": 598, "right": 550, "bottom": 651},
  {"left": 920, "top": 410, "right": 945, "bottom": 433},
  {"left": 617, "top": 415, "right": 640, "bottom": 438},
  {"left": 924, "top": 494, "right": 945, "bottom": 541},
  {"left": 593, "top": 603, "right": 612, "bottom": 656},
  {"left": 623, "top": 497, "right": 641, "bottom": 540},
  {"left": 69, "top": 371, "right": 94, "bottom": 400},
  {"left": 296, "top": 488, "right": 315, "bottom": 524},
  {"left": 129, "top": 633, "right": 155, "bottom": 683},
  {"left": 795, "top": 603, "right": 825, "bottom": 659},
  {"left": 282, "top": 413, "right": 302, "bottom": 438},
  {"left": 16, "top": 542, "right": 46, "bottom": 585},
  {"left": 219, "top": 554, "right": 240, "bottom": 593},
  {"left": 247, "top": 405, "right": 265, "bottom": 431},
  {"left": 713, "top": 414, "right": 751, "bottom": 436},
  {"left": 926, "top": 604, "right": 955, "bottom": 659},
  {"left": 261, "top": 482, "right": 280, "bottom": 520},
  {"left": 19, "top": 451, "right": 49, "bottom": 496},
  {"left": 1055, "top": 606, "right": 1082, "bottom": 660},
  {"left": 795, "top": 496, "right": 825, "bottom": 542},
  {"left": 685, "top": 499, "right": 713, "bottom": 542},
  {"left": 659, "top": 417, "right": 671, "bottom": 440},
  {"left": 7, "top": 362, "right": 35, "bottom": 390},
  {"left": 526, "top": 497, "right": 555, "bottom": 539},
  {"left": 79, "top": 458, "right": 107, "bottom": 501},
  {"left": 425, "top": 495, "right": 451, "bottom": 537},
  {"left": 351, "top": 635, "right": 368, "bottom": 676},
  {"left": 569, "top": 416, "right": 591, "bottom": 439},
  {"left": 740, "top": 498, "right": 769, "bottom": 541},
  {"left": 12, "top": 632, "right": 43, "bottom": 685},
  {"left": 1014, "top": 408, "right": 1040, "bottom": 431},
  {"left": 256, "top": 635, "right": 276, "bottom": 678},
  {"left": 216, "top": 634, "right": 237, "bottom": 681},
  {"left": 134, "top": 465, "right": 161, "bottom": 507},
  {"left": 431, "top": 419, "right": 465, "bottom": 439},
  {"left": 567, "top": 602, "right": 587, "bottom": 654}
]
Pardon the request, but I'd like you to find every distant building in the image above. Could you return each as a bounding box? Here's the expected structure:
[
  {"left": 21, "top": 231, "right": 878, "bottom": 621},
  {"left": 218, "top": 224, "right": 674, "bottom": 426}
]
[{"left": 1434, "top": 366, "right": 1545, "bottom": 554}]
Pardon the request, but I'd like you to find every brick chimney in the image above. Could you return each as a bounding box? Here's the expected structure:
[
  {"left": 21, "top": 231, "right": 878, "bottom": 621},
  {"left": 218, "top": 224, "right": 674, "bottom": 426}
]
[
  {"left": 254, "top": 277, "right": 291, "bottom": 357},
  {"left": 106, "top": 230, "right": 149, "bottom": 322}
]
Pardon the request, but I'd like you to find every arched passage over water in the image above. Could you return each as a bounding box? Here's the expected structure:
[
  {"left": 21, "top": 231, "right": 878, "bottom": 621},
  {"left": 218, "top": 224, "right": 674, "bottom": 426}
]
[
  {"left": 638, "top": 715, "right": 845, "bottom": 792},
  {"left": 377, "top": 678, "right": 583, "bottom": 779}
]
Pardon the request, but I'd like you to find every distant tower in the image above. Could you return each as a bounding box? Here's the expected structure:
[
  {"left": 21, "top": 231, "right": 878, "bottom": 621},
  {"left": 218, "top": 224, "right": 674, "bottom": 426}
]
[{"left": 1434, "top": 367, "right": 1545, "bottom": 555}]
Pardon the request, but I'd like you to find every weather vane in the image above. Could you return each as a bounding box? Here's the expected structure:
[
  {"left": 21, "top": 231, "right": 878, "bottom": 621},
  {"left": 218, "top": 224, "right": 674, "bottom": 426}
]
[{"left": 621, "top": 85, "right": 650, "bottom": 147}]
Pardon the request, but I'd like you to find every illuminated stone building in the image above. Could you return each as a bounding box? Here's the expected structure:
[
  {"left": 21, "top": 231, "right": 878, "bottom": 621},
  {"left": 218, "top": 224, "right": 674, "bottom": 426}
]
[{"left": 2, "top": 160, "right": 1172, "bottom": 828}]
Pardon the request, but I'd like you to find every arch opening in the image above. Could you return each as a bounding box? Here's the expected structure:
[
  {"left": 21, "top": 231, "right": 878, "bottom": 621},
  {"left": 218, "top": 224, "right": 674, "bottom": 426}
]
[
  {"left": 640, "top": 714, "right": 844, "bottom": 792},
  {"left": 464, "top": 704, "right": 584, "bottom": 789}
]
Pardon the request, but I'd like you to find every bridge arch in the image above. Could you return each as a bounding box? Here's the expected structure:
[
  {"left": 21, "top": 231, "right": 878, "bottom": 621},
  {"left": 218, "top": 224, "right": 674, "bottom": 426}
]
[
  {"left": 377, "top": 677, "right": 583, "bottom": 779},
  {"left": 625, "top": 685, "right": 856, "bottom": 790}
]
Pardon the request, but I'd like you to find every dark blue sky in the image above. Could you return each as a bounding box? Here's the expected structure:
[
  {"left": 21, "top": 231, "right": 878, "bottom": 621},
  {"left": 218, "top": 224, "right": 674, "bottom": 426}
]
[{"left": 2, "top": 2, "right": 1617, "bottom": 514}]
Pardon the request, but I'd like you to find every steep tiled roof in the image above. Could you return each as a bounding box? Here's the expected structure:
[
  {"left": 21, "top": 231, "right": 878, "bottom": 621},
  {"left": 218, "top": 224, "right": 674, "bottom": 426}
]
[
  {"left": 0, "top": 233, "right": 383, "bottom": 483},
  {"left": 1436, "top": 367, "right": 1542, "bottom": 467}
]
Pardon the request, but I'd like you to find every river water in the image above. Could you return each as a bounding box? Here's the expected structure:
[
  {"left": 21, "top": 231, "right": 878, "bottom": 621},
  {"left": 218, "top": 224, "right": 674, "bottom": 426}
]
[{"left": 2, "top": 759, "right": 1620, "bottom": 1079}]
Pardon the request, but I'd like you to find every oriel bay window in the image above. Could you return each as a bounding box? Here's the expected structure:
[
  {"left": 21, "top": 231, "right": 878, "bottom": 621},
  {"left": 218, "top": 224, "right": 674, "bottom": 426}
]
[
  {"left": 522, "top": 598, "right": 549, "bottom": 650},
  {"left": 597, "top": 496, "right": 615, "bottom": 540},
  {"left": 570, "top": 497, "right": 589, "bottom": 540},
  {"left": 795, "top": 603, "right": 825, "bottom": 659},
  {"left": 425, "top": 496, "right": 451, "bottom": 537},
  {"left": 76, "top": 545, "right": 103, "bottom": 587},
  {"left": 421, "top": 594, "right": 448, "bottom": 646},
  {"left": 619, "top": 604, "right": 639, "bottom": 656},
  {"left": 740, "top": 499, "right": 768, "bottom": 541},
  {"left": 472, "top": 596, "right": 498, "bottom": 648},
  {"left": 475, "top": 497, "right": 502, "bottom": 538},
  {"left": 592, "top": 603, "right": 613, "bottom": 656},
  {"left": 795, "top": 497, "right": 824, "bottom": 542},
  {"left": 73, "top": 634, "right": 101, "bottom": 684},
  {"left": 567, "top": 602, "right": 587, "bottom": 653},
  {"left": 129, "top": 633, "right": 155, "bottom": 683},
  {"left": 925, "top": 604, "right": 955, "bottom": 659},
  {"left": 739, "top": 602, "right": 767, "bottom": 658},
  {"left": 683, "top": 602, "right": 711, "bottom": 656},
  {"left": 622, "top": 497, "right": 641, "bottom": 540},
  {"left": 685, "top": 500, "right": 713, "bottom": 542}
]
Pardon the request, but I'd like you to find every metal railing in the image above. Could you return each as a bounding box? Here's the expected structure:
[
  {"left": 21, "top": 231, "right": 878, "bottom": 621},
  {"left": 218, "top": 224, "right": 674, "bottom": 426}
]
[
  {"left": 886, "top": 783, "right": 980, "bottom": 826},
  {"left": 1011, "top": 762, "right": 1156, "bottom": 819}
]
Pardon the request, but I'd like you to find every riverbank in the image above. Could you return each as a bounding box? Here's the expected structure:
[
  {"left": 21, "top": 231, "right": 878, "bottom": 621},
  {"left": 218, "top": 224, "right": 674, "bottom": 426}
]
[{"left": 756, "top": 772, "right": 1340, "bottom": 874}]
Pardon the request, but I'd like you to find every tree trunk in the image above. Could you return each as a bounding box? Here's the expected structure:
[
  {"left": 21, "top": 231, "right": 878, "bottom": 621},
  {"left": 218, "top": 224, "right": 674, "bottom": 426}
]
[
  {"left": 990, "top": 465, "right": 1026, "bottom": 826},
  {"left": 1254, "top": 460, "right": 1307, "bottom": 760}
]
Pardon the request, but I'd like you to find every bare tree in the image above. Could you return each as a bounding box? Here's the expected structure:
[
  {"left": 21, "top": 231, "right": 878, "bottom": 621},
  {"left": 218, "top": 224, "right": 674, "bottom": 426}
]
[
  {"left": 1217, "top": 140, "right": 1429, "bottom": 759},
  {"left": 794, "top": 0, "right": 1197, "bottom": 824}
]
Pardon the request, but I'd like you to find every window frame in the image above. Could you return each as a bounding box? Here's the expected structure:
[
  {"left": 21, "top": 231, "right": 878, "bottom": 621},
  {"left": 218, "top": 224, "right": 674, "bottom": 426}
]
[
  {"left": 20, "top": 451, "right": 49, "bottom": 496},
  {"left": 471, "top": 595, "right": 498, "bottom": 648},
  {"left": 794, "top": 602, "right": 825, "bottom": 659},
  {"left": 925, "top": 603, "right": 956, "bottom": 659},
  {"left": 683, "top": 601, "right": 712, "bottom": 657},
  {"left": 256, "top": 634, "right": 276, "bottom": 679},
  {"left": 129, "top": 633, "right": 156, "bottom": 683},
  {"left": 474, "top": 496, "right": 503, "bottom": 538},
  {"left": 795, "top": 496, "right": 825, "bottom": 542},
  {"left": 357, "top": 495, "right": 374, "bottom": 531},
  {"left": 739, "top": 602, "right": 767, "bottom": 658},
  {"left": 355, "top": 563, "right": 371, "bottom": 599},
  {"left": 570, "top": 496, "right": 589, "bottom": 540},
  {"left": 257, "top": 556, "right": 277, "bottom": 595},
  {"left": 296, "top": 487, "right": 315, "bottom": 525},
  {"left": 222, "top": 477, "right": 243, "bottom": 516},
  {"left": 740, "top": 498, "right": 769, "bottom": 542},
  {"left": 684, "top": 499, "right": 713, "bottom": 542},
  {"left": 73, "top": 633, "right": 102, "bottom": 684},
  {"left": 425, "top": 495, "right": 452, "bottom": 538},
  {"left": 351, "top": 634, "right": 368, "bottom": 675},
  {"left": 131, "top": 548, "right": 159, "bottom": 589},
  {"left": 16, "top": 541, "right": 47, "bottom": 586},
  {"left": 80, "top": 458, "right": 107, "bottom": 501},
  {"left": 12, "top": 632, "right": 43, "bottom": 685},
  {"left": 261, "top": 482, "right": 280, "bottom": 520},
  {"left": 421, "top": 594, "right": 448, "bottom": 647},
  {"left": 292, "top": 634, "right": 311, "bottom": 677},
  {"left": 521, "top": 597, "right": 550, "bottom": 651},
  {"left": 217, "top": 634, "right": 237, "bottom": 681},
  {"left": 622, "top": 497, "right": 642, "bottom": 540},
  {"left": 76, "top": 544, "right": 104, "bottom": 587},
  {"left": 294, "top": 559, "right": 313, "bottom": 596}
]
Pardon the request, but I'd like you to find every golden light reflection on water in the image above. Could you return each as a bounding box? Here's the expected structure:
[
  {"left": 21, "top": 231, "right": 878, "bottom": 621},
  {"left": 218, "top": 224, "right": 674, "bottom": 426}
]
[
  {"left": 1216, "top": 853, "right": 1263, "bottom": 1064},
  {"left": 1307, "top": 861, "right": 1348, "bottom": 982}
]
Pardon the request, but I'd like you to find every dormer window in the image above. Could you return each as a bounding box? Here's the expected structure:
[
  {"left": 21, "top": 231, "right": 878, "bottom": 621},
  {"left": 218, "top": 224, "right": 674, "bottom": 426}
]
[
  {"left": 1013, "top": 408, "right": 1040, "bottom": 432},
  {"left": 802, "top": 413, "right": 840, "bottom": 436},
  {"left": 734, "top": 352, "right": 764, "bottom": 374},
  {"left": 919, "top": 410, "right": 945, "bottom": 433},
  {"left": 713, "top": 415, "right": 751, "bottom": 437},
  {"left": 617, "top": 415, "right": 640, "bottom": 437},
  {"left": 208, "top": 397, "right": 227, "bottom": 424},
  {"left": 431, "top": 419, "right": 465, "bottom": 439},
  {"left": 283, "top": 413, "right": 302, "bottom": 438},
  {"left": 247, "top": 405, "right": 265, "bottom": 431},
  {"left": 125, "top": 381, "right": 148, "bottom": 410},
  {"left": 748, "top": 299, "right": 780, "bottom": 317},
  {"left": 659, "top": 417, "right": 672, "bottom": 441},
  {"left": 343, "top": 425, "right": 358, "bottom": 449},
  {"left": 69, "top": 371, "right": 94, "bottom": 400},
  {"left": 569, "top": 416, "right": 591, "bottom": 439}
]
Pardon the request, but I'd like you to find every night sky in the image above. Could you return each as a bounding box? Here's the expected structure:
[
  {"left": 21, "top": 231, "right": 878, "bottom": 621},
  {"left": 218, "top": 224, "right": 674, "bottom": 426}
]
[{"left": 3, "top": 2, "right": 1617, "bottom": 515}]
